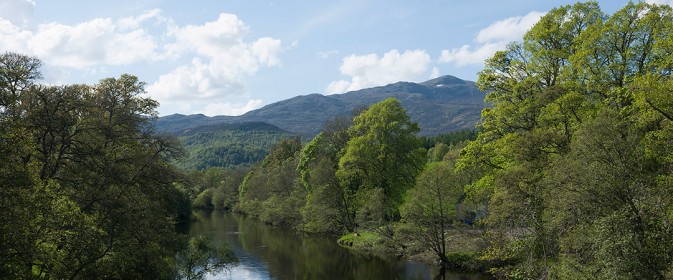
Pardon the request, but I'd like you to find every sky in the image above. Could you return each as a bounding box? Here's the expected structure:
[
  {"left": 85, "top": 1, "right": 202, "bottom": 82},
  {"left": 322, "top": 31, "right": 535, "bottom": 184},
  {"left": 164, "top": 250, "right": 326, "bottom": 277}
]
[{"left": 0, "top": 0, "right": 671, "bottom": 116}]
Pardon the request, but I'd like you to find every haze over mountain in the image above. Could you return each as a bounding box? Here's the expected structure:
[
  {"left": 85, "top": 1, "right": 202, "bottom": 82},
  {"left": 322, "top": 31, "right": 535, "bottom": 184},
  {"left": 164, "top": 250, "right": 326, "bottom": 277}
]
[{"left": 155, "top": 75, "right": 486, "bottom": 138}]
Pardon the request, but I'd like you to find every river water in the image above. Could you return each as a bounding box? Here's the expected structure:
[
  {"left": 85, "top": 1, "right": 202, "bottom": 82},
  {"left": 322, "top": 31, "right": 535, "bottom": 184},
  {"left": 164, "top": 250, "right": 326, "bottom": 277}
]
[{"left": 188, "top": 210, "right": 492, "bottom": 280}]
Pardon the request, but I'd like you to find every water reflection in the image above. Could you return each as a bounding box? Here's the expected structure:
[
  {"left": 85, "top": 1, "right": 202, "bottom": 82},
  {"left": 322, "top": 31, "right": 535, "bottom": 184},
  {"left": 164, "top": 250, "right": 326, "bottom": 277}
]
[{"left": 188, "top": 210, "right": 490, "bottom": 280}]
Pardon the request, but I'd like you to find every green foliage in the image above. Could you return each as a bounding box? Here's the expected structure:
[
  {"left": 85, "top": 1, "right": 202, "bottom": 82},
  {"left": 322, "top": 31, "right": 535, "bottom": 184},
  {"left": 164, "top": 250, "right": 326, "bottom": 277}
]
[
  {"left": 337, "top": 231, "right": 388, "bottom": 253},
  {"left": 193, "top": 189, "right": 214, "bottom": 209},
  {"left": 237, "top": 138, "right": 306, "bottom": 228},
  {"left": 298, "top": 115, "right": 354, "bottom": 233},
  {"left": 459, "top": 2, "right": 673, "bottom": 278},
  {"left": 211, "top": 168, "right": 247, "bottom": 210},
  {"left": 300, "top": 157, "right": 343, "bottom": 233},
  {"left": 543, "top": 108, "right": 673, "bottom": 279},
  {"left": 427, "top": 143, "right": 450, "bottom": 162},
  {"left": 0, "top": 53, "right": 193, "bottom": 279},
  {"left": 422, "top": 128, "right": 477, "bottom": 149},
  {"left": 175, "top": 235, "right": 238, "bottom": 280},
  {"left": 399, "top": 162, "right": 465, "bottom": 267},
  {"left": 337, "top": 97, "right": 426, "bottom": 224},
  {"left": 176, "top": 130, "right": 295, "bottom": 171},
  {"left": 444, "top": 251, "right": 485, "bottom": 272}
]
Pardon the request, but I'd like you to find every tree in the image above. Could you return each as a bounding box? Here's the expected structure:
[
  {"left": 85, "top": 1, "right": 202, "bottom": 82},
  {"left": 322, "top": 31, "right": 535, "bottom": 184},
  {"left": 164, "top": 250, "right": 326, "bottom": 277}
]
[
  {"left": 545, "top": 108, "right": 673, "bottom": 279},
  {"left": 238, "top": 138, "right": 305, "bottom": 227},
  {"left": 337, "top": 97, "right": 425, "bottom": 226},
  {"left": 400, "top": 162, "right": 464, "bottom": 267},
  {"left": 298, "top": 115, "right": 355, "bottom": 233},
  {"left": 0, "top": 52, "right": 42, "bottom": 116},
  {"left": 0, "top": 52, "right": 193, "bottom": 279},
  {"left": 427, "top": 143, "right": 450, "bottom": 162},
  {"left": 459, "top": 2, "right": 673, "bottom": 278},
  {"left": 175, "top": 236, "right": 238, "bottom": 280}
]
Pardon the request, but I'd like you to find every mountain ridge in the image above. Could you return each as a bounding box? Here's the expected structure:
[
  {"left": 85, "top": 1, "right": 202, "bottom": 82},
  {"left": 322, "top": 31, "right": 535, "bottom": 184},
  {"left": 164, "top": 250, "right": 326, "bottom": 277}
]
[{"left": 155, "top": 75, "right": 486, "bottom": 137}]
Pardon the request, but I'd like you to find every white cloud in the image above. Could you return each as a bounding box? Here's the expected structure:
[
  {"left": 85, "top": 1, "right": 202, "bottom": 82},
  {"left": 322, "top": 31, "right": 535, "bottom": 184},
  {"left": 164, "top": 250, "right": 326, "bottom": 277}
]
[
  {"left": 0, "top": 19, "right": 32, "bottom": 50},
  {"left": 0, "top": 0, "right": 35, "bottom": 26},
  {"left": 252, "top": 37, "right": 282, "bottom": 67},
  {"left": 317, "top": 50, "right": 340, "bottom": 59},
  {"left": 169, "top": 13, "right": 249, "bottom": 57},
  {"left": 430, "top": 67, "right": 440, "bottom": 79},
  {"left": 325, "top": 80, "right": 351, "bottom": 95},
  {"left": 0, "top": 9, "right": 281, "bottom": 116},
  {"left": 117, "top": 9, "right": 164, "bottom": 30},
  {"left": 203, "top": 99, "right": 263, "bottom": 116},
  {"left": 475, "top": 11, "right": 545, "bottom": 44},
  {"left": 439, "top": 43, "right": 505, "bottom": 66},
  {"left": 148, "top": 13, "right": 283, "bottom": 105},
  {"left": 439, "top": 11, "right": 545, "bottom": 67},
  {"left": 0, "top": 7, "right": 283, "bottom": 114},
  {"left": 0, "top": 14, "right": 161, "bottom": 68},
  {"left": 326, "top": 49, "right": 431, "bottom": 94}
]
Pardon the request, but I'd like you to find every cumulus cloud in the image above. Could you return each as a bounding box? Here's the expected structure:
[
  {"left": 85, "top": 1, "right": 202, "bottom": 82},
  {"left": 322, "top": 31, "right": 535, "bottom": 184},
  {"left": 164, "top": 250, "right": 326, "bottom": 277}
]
[
  {"left": 475, "top": 11, "right": 546, "bottom": 44},
  {"left": 117, "top": 9, "right": 164, "bottom": 30},
  {"left": 0, "top": 0, "right": 35, "bottom": 26},
  {"left": 30, "top": 19, "right": 160, "bottom": 68},
  {"left": 0, "top": 19, "right": 32, "bottom": 50},
  {"left": 439, "top": 43, "right": 504, "bottom": 66},
  {"left": 326, "top": 49, "right": 431, "bottom": 94},
  {"left": 148, "top": 13, "right": 282, "bottom": 105},
  {"left": 0, "top": 8, "right": 283, "bottom": 115},
  {"left": 0, "top": 12, "right": 162, "bottom": 68},
  {"left": 439, "top": 11, "right": 545, "bottom": 67}
]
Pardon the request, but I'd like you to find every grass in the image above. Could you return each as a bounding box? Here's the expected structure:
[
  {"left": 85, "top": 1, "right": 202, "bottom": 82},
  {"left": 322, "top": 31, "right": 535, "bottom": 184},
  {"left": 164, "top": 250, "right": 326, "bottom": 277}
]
[
  {"left": 337, "top": 227, "right": 493, "bottom": 273},
  {"left": 337, "top": 231, "right": 399, "bottom": 257}
]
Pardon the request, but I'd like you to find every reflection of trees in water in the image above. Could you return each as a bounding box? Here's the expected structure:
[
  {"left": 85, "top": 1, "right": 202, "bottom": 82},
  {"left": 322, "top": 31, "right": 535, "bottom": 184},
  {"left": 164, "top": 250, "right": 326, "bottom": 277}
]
[
  {"left": 189, "top": 210, "right": 487, "bottom": 280},
  {"left": 234, "top": 211, "right": 407, "bottom": 280}
]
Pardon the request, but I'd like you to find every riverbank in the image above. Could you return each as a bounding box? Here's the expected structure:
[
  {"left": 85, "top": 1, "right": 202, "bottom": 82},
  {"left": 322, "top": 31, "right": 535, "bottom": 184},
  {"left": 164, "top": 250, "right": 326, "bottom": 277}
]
[
  {"left": 189, "top": 210, "right": 494, "bottom": 279},
  {"left": 337, "top": 228, "right": 494, "bottom": 273}
]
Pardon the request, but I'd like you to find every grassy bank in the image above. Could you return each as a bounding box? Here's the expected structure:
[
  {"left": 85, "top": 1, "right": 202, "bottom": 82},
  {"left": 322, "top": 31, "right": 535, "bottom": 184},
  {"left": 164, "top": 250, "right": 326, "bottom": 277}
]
[{"left": 337, "top": 228, "right": 493, "bottom": 273}]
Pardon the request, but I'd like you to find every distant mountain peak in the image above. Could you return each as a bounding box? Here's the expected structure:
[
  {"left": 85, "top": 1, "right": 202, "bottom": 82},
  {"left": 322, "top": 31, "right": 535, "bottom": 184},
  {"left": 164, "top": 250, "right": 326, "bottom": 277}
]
[
  {"left": 420, "top": 75, "right": 469, "bottom": 88},
  {"left": 155, "top": 74, "right": 485, "bottom": 137}
]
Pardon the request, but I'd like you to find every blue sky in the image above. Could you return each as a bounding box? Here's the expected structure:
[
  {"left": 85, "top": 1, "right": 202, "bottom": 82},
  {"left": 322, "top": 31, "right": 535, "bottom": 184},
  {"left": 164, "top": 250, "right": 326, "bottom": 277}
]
[{"left": 0, "top": 0, "right": 668, "bottom": 116}]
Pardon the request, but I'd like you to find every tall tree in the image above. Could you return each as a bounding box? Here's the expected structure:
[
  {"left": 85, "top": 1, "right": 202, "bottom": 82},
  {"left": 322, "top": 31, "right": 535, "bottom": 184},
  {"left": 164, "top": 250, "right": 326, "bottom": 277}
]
[
  {"left": 400, "top": 162, "right": 465, "bottom": 267},
  {"left": 0, "top": 53, "right": 192, "bottom": 279},
  {"left": 298, "top": 115, "right": 355, "bottom": 233},
  {"left": 0, "top": 52, "right": 42, "bottom": 116},
  {"left": 460, "top": 2, "right": 673, "bottom": 278},
  {"left": 337, "top": 97, "right": 425, "bottom": 225}
]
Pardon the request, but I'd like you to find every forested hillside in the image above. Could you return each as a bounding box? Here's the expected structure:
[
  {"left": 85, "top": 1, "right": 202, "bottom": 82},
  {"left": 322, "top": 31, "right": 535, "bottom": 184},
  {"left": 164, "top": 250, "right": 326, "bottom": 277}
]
[{"left": 173, "top": 122, "right": 296, "bottom": 170}]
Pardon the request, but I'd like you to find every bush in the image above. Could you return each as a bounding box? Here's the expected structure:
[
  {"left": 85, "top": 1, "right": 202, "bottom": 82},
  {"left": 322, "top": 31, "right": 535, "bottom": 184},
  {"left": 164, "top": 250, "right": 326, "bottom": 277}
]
[
  {"left": 444, "top": 251, "right": 486, "bottom": 272},
  {"left": 192, "top": 189, "right": 213, "bottom": 209}
]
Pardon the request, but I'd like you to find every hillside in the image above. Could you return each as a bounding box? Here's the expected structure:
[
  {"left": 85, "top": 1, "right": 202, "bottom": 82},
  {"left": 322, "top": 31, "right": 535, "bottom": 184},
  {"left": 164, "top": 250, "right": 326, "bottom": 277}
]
[
  {"left": 155, "top": 75, "right": 486, "bottom": 137},
  {"left": 173, "top": 122, "right": 295, "bottom": 170}
]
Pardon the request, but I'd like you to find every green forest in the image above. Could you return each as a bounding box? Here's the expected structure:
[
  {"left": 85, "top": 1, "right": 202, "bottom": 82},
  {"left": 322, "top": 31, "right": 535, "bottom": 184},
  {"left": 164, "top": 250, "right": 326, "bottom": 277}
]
[
  {"left": 0, "top": 56, "right": 236, "bottom": 278},
  {"left": 187, "top": 2, "right": 673, "bottom": 279},
  {"left": 175, "top": 127, "right": 295, "bottom": 171},
  {"left": 2, "top": 1, "right": 673, "bottom": 279}
]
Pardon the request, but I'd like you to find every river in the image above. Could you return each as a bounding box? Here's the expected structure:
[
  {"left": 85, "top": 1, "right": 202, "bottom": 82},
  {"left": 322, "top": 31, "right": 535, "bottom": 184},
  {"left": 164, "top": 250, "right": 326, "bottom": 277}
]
[{"left": 188, "top": 210, "right": 492, "bottom": 280}]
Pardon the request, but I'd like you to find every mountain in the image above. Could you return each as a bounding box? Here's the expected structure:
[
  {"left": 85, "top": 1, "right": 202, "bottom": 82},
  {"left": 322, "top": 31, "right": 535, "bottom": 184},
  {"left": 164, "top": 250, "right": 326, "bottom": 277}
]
[{"left": 155, "top": 75, "right": 486, "bottom": 138}]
